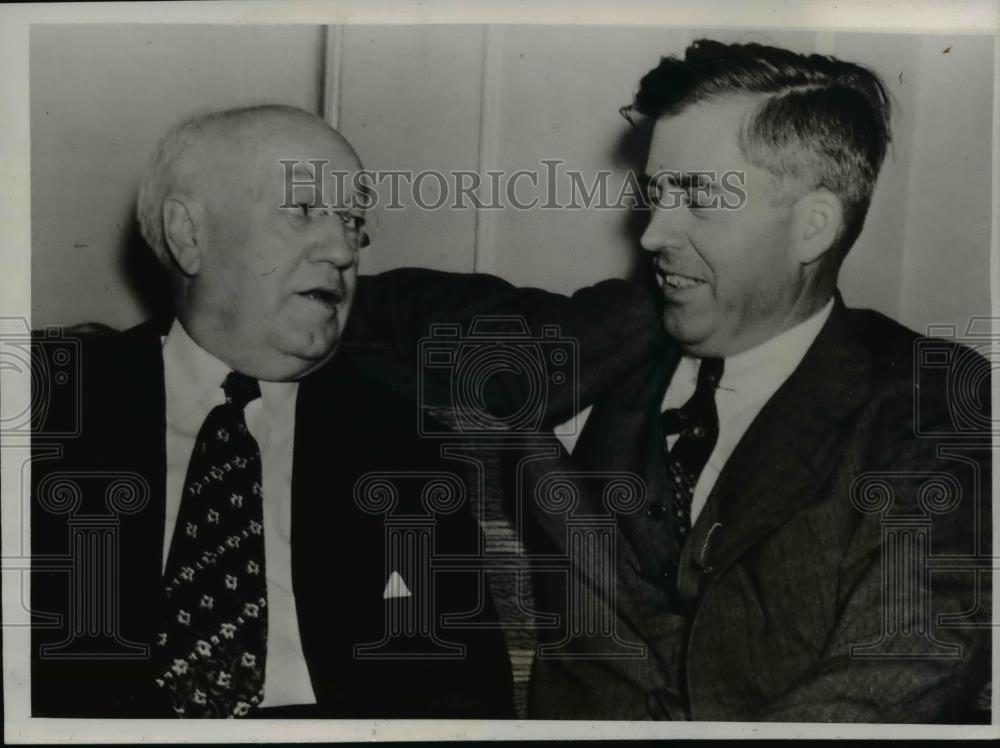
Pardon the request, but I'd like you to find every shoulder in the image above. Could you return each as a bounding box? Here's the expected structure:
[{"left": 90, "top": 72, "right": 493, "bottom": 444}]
[
  {"left": 842, "top": 306, "right": 919, "bottom": 371},
  {"left": 31, "top": 320, "right": 164, "bottom": 434},
  {"left": 842, "top": 305, "right": 987, "bottom": 398},
  {"left": 32, "top": 319, "right": 162, "bottom": 373},
  {"left": 838, "top": 305, "right": 991, "bottom": 450}
]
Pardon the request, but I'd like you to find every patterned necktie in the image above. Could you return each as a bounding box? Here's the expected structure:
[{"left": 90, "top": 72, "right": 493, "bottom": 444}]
[
  {"left": 155, "top": 371, "right": 268, "bottom": 718},
  {"left": 660, "top": 358, "right": 724, "bottom": 542}
]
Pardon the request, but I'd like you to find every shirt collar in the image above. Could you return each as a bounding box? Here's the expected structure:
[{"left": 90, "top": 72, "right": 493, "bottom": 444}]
[
  {"left": 161, "top": 319, "right": 298, "bottom": 428},
  {"left": 671, "top": 298, "right": 834, "bottom": 403},
  {"left": 162, "top": 319, "right": 231, "bottom": 430},
  {"left": 718, "top": 298, "right": 834, "bottom": 397}
]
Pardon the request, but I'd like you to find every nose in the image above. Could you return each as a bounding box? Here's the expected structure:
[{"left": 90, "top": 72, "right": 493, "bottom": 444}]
[
  {"left": 310, "top": 222, "right": 358, "bottom": 269},
  {"left": 639, "top": 203, "right": 687, "bottom": 256}
]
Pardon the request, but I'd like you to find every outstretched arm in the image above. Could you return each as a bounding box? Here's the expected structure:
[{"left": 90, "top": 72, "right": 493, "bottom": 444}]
[{"left": 345, "top": 268, "right": 662, "bottom": 427}]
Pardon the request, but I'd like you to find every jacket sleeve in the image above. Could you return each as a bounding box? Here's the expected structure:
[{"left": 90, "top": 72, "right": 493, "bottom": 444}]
[
  {"left": 345, "top": 268, "right": 662, "bottom": 428},
  {"left": 755, "top": 375, "right": 991, "bottom": 723}
]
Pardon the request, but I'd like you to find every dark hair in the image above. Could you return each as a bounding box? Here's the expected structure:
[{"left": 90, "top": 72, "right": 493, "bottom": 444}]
[{"left": 628, "top": 39, "right": 892, "bottom": 256}]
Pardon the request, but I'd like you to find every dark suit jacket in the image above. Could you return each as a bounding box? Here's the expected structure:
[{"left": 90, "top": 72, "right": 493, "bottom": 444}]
[
  {"left": 30, "top": 320, "right": 514, "bottom": 718},
  {"left": 528, "top": 295, "right": 992, "bottom": 722}
]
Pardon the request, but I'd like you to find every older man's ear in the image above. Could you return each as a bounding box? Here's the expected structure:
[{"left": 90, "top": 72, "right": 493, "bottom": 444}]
[{"left": 163, "top": 196, "right": 203, "bottom": 276}]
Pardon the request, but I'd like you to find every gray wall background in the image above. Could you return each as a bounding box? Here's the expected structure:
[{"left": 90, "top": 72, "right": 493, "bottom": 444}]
[{"left": 30, "top": 25, "right": 995, "bottom": 334}]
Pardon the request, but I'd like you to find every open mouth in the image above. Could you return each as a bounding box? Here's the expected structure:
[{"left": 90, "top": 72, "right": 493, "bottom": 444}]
[
  {"left": 660, "top": 273, "right": 706, "bottom": 290},
  {"left": 298, "top": 289, "right": 343, "bottom": 308}
]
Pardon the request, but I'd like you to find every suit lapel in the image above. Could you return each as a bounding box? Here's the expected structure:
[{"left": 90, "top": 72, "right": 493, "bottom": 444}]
[
  {"left": 288, "top": 362, "right": 340, "bottom": 698},
  {"left": 684, "top": 298, "right": 872, "bottom": 587},
  {"left": 114, "top": 321, "right": 168, "bottom": 649},
  {"left": 289, "top": 355, "right": 393, "bottom": 705},
  {"left": 572, "top": 340, "right": 682, "bottom": 573}
]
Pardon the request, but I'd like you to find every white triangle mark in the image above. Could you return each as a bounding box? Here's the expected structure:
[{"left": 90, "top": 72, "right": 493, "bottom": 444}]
[{"left": 383, "top": 571, "right": 412, "bottom": 599}]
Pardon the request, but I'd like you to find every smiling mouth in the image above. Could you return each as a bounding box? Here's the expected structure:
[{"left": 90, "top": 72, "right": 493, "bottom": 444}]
[{"left": 660, "top": 273, "right": 706, "bottom": 290}]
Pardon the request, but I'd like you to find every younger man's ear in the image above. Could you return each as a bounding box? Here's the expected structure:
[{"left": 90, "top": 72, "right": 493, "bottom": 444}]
[
  {"left": 792, "top": 188, "right": 844, "bottom": 265},
  {"left": 162, "top": 197, "right": 204, "bottom": 276}
]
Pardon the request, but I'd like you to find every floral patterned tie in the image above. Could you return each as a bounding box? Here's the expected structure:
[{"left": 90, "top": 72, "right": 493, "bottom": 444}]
[
  {"left": 155, "top": 371, "right": 268, "bottom": 718},
  {"left": 660, "top": 358, "right": 724, "bottom": 543}
]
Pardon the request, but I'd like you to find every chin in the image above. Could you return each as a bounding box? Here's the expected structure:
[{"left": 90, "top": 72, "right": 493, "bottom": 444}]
[
  {"left": 262, "top": 326, "right": 337, "bottom": 374},
  {"left": 263, "top": 345, "right": 338, "bottom": 382},
  {"left": 662, "top": 310, "right": 706, "bottom": 344},
  {"left": 662, "top": 314, "right": 732, "bottom": 358},
  {"left": 292, "top": 335, "right": 340, "bottom": 367}
]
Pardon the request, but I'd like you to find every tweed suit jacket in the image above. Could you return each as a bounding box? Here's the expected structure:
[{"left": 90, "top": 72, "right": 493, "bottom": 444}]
[{"left": 528, "top": 295, "right": 991, "bottom": 722}]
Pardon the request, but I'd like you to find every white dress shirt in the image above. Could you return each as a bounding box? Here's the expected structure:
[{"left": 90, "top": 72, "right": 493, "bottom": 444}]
[
  {"left": 555, "top": 299, "right": 833, "bottom": 524},
  {"left": 162, "top": 320, "right": 316, "bottom": 708}
]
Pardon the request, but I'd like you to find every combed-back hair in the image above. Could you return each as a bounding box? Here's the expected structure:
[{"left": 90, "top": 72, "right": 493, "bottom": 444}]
[{"left": 627, "top": 39, "right": 892, "bottom": 256}]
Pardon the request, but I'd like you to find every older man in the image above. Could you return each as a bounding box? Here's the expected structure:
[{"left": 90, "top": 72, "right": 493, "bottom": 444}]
[
  {"left": 30, "top": 105, "right": 524, "bottom": 718},
  {"left": 31, "top": 103, "right": 662, "bottom": 719}
]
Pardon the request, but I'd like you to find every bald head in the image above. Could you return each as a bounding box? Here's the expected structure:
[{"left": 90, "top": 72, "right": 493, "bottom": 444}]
[
  {"left": 137, "top": 105, "right": 360, "bottom": 267},
  {"left": 136, "top": 104, "right": 368, "bottom": 381}
]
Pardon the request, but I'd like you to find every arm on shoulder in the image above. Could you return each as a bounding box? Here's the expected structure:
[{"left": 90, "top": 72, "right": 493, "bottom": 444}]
[{"left": 347, "top": 268, "right": 662, "bottom": 426}]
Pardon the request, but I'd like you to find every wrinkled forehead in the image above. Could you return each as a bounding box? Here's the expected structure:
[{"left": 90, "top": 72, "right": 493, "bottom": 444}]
[{"left": 197, "top": 112, "right": 363, "bottom": 207}]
